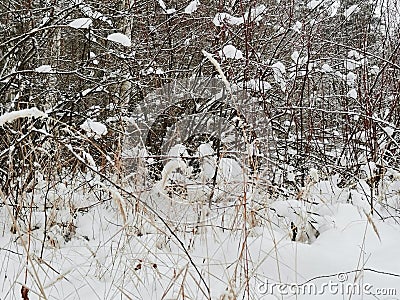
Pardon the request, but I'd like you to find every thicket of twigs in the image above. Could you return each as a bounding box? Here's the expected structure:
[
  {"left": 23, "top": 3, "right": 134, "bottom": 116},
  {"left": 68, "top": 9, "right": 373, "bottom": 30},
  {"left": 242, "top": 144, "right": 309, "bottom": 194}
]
[
  {"left": 1, "top": 0, "right": 399, "bottom": 198},
  {"left": 1, "top": 1, "right": 400, "bottom": 299}
]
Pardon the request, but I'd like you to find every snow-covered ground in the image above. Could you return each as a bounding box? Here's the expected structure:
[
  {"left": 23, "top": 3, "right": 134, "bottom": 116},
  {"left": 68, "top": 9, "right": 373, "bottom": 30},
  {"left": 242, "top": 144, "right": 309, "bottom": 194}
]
[{"left": 1, "top": 154, "right": 400, "bottom": 299}]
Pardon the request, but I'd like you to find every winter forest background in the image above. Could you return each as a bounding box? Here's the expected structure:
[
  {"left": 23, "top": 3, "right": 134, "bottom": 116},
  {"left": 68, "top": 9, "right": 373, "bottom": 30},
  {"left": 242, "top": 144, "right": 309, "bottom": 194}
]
[{"left": 1, "top": 0, "right": 400, "bottom": 299}]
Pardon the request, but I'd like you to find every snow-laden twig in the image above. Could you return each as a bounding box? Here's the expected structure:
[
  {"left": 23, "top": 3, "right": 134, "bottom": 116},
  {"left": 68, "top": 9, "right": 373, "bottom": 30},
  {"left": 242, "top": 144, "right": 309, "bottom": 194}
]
[{"left": 0, "top": 107, "right": 47, "bottom": 126}]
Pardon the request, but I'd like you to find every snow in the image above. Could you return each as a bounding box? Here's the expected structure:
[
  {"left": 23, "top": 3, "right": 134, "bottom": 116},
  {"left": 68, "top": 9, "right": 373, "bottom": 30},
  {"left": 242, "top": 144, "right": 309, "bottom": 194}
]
[
  {"left": 245, "top": 4, "right": 266, "bottom": 22},
  {"left": 140, "top": 66, "right": 154, "bottom": 75},
  {"left": 184, "top": 0, "right": 199, "bottom": 14},
  {"left": 328, "top": 0, "right": 340, "bottom": 17},
  {"left": 336, "top": 71, "right": 357, "bottom": 86},
  {"left": 247, "top": 78, "right": 272, "bottom": 92},
  {"left": 344, "top": 4, "right": 360, "bottom": 18},
  {"left": 213, "top": 12, "right": 244, "bottom": 26},
  {"left": 213, "top": 5, "right": 266, "bottom": 26},
  {"left": 80, "top": 86, "right": 103, "bottom": 96},
  {"left": 35, "top": 65, "right": 52, "bottom": 73},
  {"left": 2, "top": 1, "right": 400, "bottom": 298},
  {"left": 217, "top": 157, "right": 244, "bottom": 184},
  {"left": 344, "top": 51, "right": 365, "bottom": 70},
  {"left": 67, "top": 18, "right": 92, "bottom": 29},
  {"left": 383, "top": 126, "right": 395, "bottom": 136},
  {"left": 290, "top": 51, "right": 300, "bottom": 63},
  {"left": 0, "top": 107, "right": 47, "bottom": 126},
  {"left": 344, "top": 59, "right": 363, "bottom": 70},
  {"left": 347, "top": 88, "right": 357, "bottom": 99},
  {"left": 321, "top": 63, "right": 333, "bottom": 73},
  {"left": 157, "top": 0, "right": 167, "bottom": 10},
  {"left": 2, "top": 158, "right": 400, "bottom": 298},
  {"left": 307, "top": 0, "right": 323, "bottom": 10},
  {"left": 370, "top": 65, "right": 380, "bottom": 75},
  {"left": 165, "top": 8, "right": 176, "bottom": 14},
  {"left": 40, "top": 16, "right": 50, "bottom": 26},
  {"left": 291, "top": 51, "right": 308, "bottom": 65},
  {"left": 309, "top": 167, "right": 319, "bottom": 182},
  {"left": 271, "top": 61, "right": 286, "bottom": 91},
  {"left": 272, "top": 61, "right": 285, "bottom": 75},
  {"left": 155, "top": 67, "right": 164, "bottom": 75},
  {"left": 219, "top": 44, "right": 243, "bottom": 60},
  {"left": 157, "top": 0, "right": 176, "bottom": 14},
  {"left": 348, "top": 50, "right": 363, "bottom": 59},
  {"left": 107, "top": 32, "right": 131, "bottom": 47},
  {"left": 345, "top": 71, "right": 357, "bottom": 86},
  {"left": 78, "top": 3, "right": 112, "bottom": 25},
  {"left": 292, "top": 21, "right": 302, "bottom": 33},
  {"left": 80, "top": 119, "right": 108, "bottom": 138}
]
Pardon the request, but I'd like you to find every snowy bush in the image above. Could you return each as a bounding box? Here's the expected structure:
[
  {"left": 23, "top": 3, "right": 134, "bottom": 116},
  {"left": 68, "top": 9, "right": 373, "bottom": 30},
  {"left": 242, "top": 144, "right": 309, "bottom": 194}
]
[{"left": 1, "top": 0, "right": 400, "bottom": 299}]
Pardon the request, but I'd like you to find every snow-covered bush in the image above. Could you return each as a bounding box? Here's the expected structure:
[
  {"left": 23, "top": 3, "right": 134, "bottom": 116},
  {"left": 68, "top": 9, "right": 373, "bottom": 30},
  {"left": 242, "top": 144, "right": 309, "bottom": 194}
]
[{"left": 1, "top": 0, "right": 400, "bottom": 299}]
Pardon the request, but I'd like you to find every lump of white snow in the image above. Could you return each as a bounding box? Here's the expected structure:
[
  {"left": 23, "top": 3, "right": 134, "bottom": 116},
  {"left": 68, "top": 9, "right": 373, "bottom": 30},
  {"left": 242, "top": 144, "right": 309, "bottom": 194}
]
[
  {"left": 219, "top": 44, "right": 243, "bottom": 60},
  {"left": 0, "top": 107, "right": 47, "bottom": 126},
  {"left": 35, "top": 65, "right": 52, "bottom": 73},
  {"left": 107, "top": 33, "right": 131, "bottom": 47},
  {"left": 68, "top": 18, "right": 92, "bottom": 29},
  {"left": 80, "top": 119, "right": 108, "bottom": 139}
]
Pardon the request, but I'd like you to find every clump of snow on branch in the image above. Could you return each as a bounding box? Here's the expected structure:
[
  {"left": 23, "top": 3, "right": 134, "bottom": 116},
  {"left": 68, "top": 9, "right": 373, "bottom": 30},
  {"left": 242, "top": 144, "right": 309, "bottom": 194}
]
[
  {"left": 292, "top": 21, "right": 302, "bottom": 33},
  {"left": 68, "top": 18, "right": 92, "bottom": 29},
  {"left": 0, "top": 107, "right": 47, "bottom": 126},
  {"left": 213, "top": 12, "right": 244, "bottom": 26},
  {"left": 184, "top": 0, "right": 199, "bottom": 14},
  {"left": 271, "top": 61, "right": 286, "bottom": 92},
  {"left": 219, "top": 44, "right": 243, "bottom": 60},
  {"left": 321, "top": 63, "right": 333, "bottom": 73},
  {"left": 328, "top": 0, "right": 340, "bottom": 17},
  {"left": 245, "top": 4, "right": 266, "bottom": 22},
  {"left": 35, "top": 65, "right": 52, "bottom": 73},
  {"left": 157, "top": 0, "right": 176, "bottom": 14},
  {"left": 307, "top": 0, "right": 323, "bottom": 10},
  {"left": 107, "top": 33, "right": 131, "bottom": 47},
  {"left": 213, "top": 4, "right": 266, "bottom": 26},
  {"left": 344, "top": 4, "right": 360, "bottom": 19},
  {"left": 347, "top": 88, "right": 357, "bottom": 99},
  {"left": 80, "top": 119, "right": 108, "bottom": 138}
]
